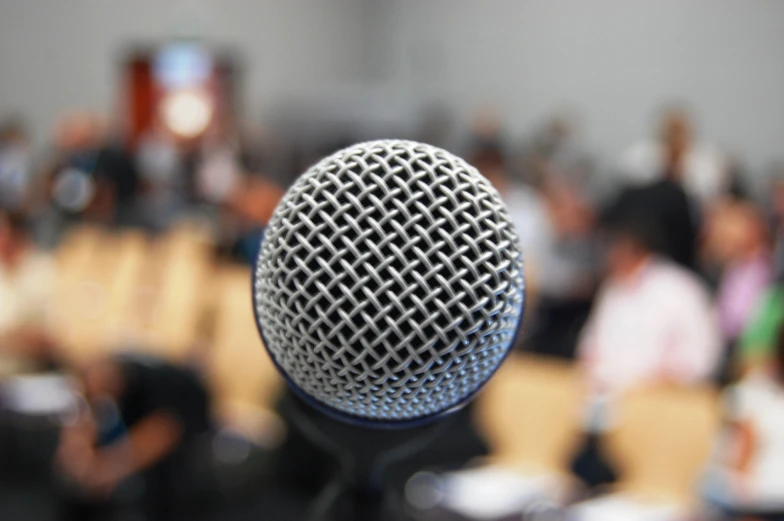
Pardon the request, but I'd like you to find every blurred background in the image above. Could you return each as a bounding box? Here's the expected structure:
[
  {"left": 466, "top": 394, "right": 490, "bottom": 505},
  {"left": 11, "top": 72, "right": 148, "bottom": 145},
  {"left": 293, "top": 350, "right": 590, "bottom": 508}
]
[{"left": 2, "top": 0, "right": 784, "bottom": 520}]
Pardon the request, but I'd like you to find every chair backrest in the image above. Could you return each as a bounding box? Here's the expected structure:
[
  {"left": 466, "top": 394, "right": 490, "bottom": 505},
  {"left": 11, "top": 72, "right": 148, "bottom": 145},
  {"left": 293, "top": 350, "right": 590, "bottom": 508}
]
[
  {"left": 54, "top": 224, "right": 103, "bottom": 272},
  {"left": 53, "top": 227, "right": 148, "bottom": 362},
  {"left": 477, "top": 354, "right": 582, "bottom": 475},
  {"left": 102, "top": 230, "right": 150, "bottom": 349},
  {"left": 208, "top": 265, "right": 281, "bottom": 414},
  {"left": 603, "top": 385, "right": 720, "bottom": 505},
  {"left": 134, "top": 223, "right": 213, "bottom": 360}
]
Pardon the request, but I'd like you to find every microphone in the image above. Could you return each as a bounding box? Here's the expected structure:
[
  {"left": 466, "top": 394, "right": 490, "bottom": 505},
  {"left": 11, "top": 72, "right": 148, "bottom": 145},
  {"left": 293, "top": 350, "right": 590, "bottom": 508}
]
[
  {"left": 253, "top": 139, "right": 525, "bottom": 426},
  {"left": 252, "top": 139, "right": 525, "bottom": 519}
]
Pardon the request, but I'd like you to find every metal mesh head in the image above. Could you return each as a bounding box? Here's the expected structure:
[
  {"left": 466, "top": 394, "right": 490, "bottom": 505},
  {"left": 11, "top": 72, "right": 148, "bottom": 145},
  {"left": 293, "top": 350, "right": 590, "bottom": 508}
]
[{"left": 253, "top": 140, "right": 524, "bottom": 424}]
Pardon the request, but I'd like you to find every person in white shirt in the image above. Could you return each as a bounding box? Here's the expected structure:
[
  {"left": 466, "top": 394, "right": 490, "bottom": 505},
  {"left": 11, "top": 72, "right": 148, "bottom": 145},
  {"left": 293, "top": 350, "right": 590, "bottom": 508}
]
[
  {"left": 618, "top": 108, "right": 728, "bottom": 207},
  {"left": 578, "top": 212, "right": 722, "bottom": 393},
  {"left": 703, "top": 327, "right": 784, "bottom": 518}
]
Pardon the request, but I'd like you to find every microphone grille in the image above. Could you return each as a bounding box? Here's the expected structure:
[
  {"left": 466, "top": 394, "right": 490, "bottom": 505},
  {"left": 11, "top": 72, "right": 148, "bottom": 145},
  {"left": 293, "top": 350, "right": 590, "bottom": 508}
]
[{"left": 253, "top": 140, "right": 524, "bottom": 424}]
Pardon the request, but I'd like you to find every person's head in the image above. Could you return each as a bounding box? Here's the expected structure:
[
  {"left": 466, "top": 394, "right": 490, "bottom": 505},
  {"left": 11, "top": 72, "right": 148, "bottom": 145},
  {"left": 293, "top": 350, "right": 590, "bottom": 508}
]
[
  {"left": 469, "top": 143, "right": 506, "bottom": 192},
  {"left": 470, "top": 107, "right": 502, "bottom": 140},
  {"left": 601, "top": 212, "right": 664, "bottom": 280},
  {"left": 539, "top": 112, "right": 577, "bottom": 153},
  {"left": 705, "top": 200, "right": 769, "bottom": 266},
  {"left": 658, "top": 107, "right": 693, "bottom": 160},
  {"left": 55, "top": 112, "right": 100, "bottom": 153},
  {"left": 547, "top": 116, "right": 571, "bottom": 142},
  {"left": 0, "top": 117, "right": 28, "bottom": 146},
  {"left": 0, "top": 212, "right": 32, "bottom": 266},
  {"left": 544, "top": 179, "right": 595, "bottom": 238}
]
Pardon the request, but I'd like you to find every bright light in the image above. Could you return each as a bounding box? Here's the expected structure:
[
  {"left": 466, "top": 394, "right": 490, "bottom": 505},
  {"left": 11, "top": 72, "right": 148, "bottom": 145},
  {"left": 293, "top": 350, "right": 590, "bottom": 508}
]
[{"left": 160, "top": 89, "right": 213, "bottom": 138}]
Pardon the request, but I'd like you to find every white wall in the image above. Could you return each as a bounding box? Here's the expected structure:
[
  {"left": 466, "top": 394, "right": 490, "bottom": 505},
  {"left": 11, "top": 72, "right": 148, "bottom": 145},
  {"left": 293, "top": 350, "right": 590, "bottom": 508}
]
[
  {"left": 382, "top": 0, "right": 784, "bottom": 171},
  {"left": 0, "top": 0, "right": 367, "bottom": 144},
  {"left": 1, "top": 0, "right": 783, "bottom": 171}
]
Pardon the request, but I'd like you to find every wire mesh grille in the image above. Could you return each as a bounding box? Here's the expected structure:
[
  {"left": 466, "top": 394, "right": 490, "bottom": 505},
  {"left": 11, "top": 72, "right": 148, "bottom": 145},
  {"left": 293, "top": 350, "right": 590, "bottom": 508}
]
[{"left": 253, "top": 140, "right": 524, "bottom": 422}]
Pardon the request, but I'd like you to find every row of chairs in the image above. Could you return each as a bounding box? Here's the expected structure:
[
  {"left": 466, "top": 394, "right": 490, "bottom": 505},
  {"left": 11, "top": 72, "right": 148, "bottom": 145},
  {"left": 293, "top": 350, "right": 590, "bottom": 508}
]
[
  {"left": 53, "top": 223, "right": 211, "bottom": 361},
  {"left": 51, "top": 223, "right": 282, "bottom": 442},
  {"left": 478, "top": 355, "right": 721, "bottom": 513}
]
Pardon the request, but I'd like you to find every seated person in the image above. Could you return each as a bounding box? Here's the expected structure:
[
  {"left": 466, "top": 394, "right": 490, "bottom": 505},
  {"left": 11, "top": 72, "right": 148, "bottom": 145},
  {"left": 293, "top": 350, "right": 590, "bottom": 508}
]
[
  {"left": 0, "top": 212, "right": 57, "bottom": 372},
  {"left": 737, "top": 285, "right": 784, "bottom": 375},
  {"left": 578, "top": 212, "right": 722, "bottom": 394},
  {"left": 708, "top": 201, "right": 773, "bottom": 384},
  {"left": 704, "top": 325, "right": 784, "bottom": 520},
  {"left": 604, "top": 175, "right": 699, "bottom": 272},
  {"left": 571, "top": 212, "right": 721, "bottom": 489},
  {"left": 58, "top": 353, "right": 213, "bottom": 521}
]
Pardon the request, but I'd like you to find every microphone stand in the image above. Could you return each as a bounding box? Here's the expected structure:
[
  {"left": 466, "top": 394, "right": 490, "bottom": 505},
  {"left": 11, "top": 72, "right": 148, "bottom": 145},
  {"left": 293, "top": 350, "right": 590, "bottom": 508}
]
[{"left": 282, "top": 392, "right": 455, "bottom": 521}]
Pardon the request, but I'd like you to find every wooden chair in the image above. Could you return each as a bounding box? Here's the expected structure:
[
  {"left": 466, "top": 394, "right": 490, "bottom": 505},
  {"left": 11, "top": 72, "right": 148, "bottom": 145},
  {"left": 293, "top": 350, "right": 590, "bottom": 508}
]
[
  {"left": 477, "top": 354, "right": 583, "bottom": 477},
  {"left": 53, "top": 228, "right": 148, "bottom": 363},
  {"left": 602, "top": 384, "right": 721, "bottom": 506},
  {"left": 101, "top": 231, "right": 150, "bottom": 350},
  {"left": 51, "top": 225, "right": 102, "bottom": 354},
  {"left": 207, "top": 265, "right": 283, "bottom": 444},
  {"left": 127, "top": 223, "right": 213, "bottom": 361},
  {"left": 53, "top": 224, "right": 104, "bottom": 272}
]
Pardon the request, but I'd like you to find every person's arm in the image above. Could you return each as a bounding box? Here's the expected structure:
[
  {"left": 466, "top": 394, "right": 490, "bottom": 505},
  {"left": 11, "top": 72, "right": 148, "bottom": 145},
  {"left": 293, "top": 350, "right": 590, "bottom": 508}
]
[
  {"left": 55, "top": 411, "right": 99, "bottom": 484},
  {"left": 90, "top": 411, "right": 183, "bottom": 493},
  {"left": 724, "top": 381, "right": 759, "bottom": 503},
  {"left": 729, "top": 421, "right": 756, "bottom": 474}
]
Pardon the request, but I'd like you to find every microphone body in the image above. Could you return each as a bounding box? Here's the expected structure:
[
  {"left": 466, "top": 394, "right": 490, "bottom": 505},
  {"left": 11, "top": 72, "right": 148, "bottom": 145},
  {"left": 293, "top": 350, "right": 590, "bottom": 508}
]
[{"left": 280, "top": 390, "right": 455, "bottom": 521}]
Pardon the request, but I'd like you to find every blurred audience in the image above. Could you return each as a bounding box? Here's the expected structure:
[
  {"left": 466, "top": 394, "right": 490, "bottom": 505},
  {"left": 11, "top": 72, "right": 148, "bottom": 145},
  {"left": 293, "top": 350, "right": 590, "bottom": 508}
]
[
  {"left": 98, "top": 120, "right": 143, "bottom": 227},
  {"left": 577, "top": 211, "right": 721, "bottom": 393},
  {"left": 224, "top": 175, "right": 284, "bottom": 263},
  {"left": 45, "top": 114, "right": 140, "bottom": 231},
  {"left": 525, "top": 114, "right": 596, "bottom": 195},
  {"left": 618, "top": 107, "right": 728, "bottom": 208},
  {"left": 571, "top": 207, "right": 721, "bottom": 491},
  {"left": 4, "top": 89, "right": 784, "bottom": 520},
  {"left": 195, "top": 122, "right": 243, "bottom": 206},
  {"left": 135, "top": 122, "right": 187, "bottom": 231},
  {"left": 0, "top": 118, "right": 34, "bottom": 212},
  {"left": 707, "top": 201, "right": 774, "bottom": 383},
  {"left": 516, "top": 117, "right": 599, "bottom": 360},
  {"left": 724, "top": 154, "right": 754, "bottom": 202},
  {"left": 529, "top": 115, "right": 600, "bottom": 302}
]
